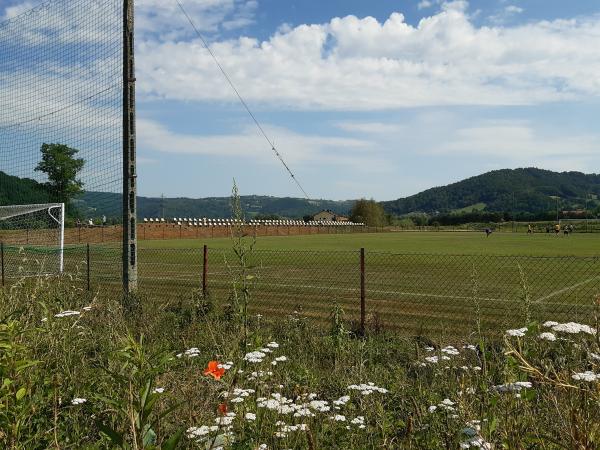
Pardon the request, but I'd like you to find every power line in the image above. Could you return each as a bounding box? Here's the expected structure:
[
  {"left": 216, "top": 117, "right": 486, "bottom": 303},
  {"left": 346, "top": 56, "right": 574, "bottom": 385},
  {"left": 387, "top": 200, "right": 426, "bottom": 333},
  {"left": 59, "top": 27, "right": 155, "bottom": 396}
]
[{"left": 174, "top": 0, "right": 310, "bottom": 199}]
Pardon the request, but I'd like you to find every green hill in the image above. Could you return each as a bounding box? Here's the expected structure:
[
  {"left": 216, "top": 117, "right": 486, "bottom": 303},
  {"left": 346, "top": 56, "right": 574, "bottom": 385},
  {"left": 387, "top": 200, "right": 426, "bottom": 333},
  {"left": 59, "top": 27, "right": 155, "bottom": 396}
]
[
  {"left": 0, "top": 171, "right": 49, "bottom": 206},
  {"left": 4, "top": 168, "right": 600, "bottom": 221},
  {"left": 0, "top": 171, "right": 352, "bottom": 219},
  {"left": 382, "top": 168, "right": 600, "bottom": 216},
  {"left": 77, "top": 192, "right": 354, "bottom": 220}
]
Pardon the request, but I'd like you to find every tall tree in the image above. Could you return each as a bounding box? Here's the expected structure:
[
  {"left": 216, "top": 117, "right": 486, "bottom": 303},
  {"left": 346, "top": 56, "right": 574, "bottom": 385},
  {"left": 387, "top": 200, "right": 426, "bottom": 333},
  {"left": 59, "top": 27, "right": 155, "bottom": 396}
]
[
  {"left": 350, "top": 199, "right": 387, "bottom": 227},
  {"left": 34, "top": 143, "right": 85, "bottom": 205}
]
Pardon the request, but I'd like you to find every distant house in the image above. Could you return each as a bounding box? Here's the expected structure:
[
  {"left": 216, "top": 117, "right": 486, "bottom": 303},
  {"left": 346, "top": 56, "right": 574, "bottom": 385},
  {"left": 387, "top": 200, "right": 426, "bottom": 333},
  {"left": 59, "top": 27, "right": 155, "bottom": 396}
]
[
  {"left": 312, "top": 210, "right": 348, "bottom": 222},
  {"left": 562, "top": 209, "right": 586, "bottom": 217},
  {"left": 312, "top": 210, "right": 336, "bottom": 222}
]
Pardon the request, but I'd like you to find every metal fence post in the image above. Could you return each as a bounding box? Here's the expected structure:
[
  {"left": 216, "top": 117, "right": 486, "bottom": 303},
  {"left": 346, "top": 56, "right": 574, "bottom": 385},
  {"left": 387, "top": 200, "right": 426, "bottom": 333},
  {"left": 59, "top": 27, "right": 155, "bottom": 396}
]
[
  {"left": 86, "top": 243, "right": 91, "bottom": 291},
  {"left": 360, "top": 247, "right": 366, "bottom": 335},
  {"left": 202, "top": 244, "right": 208, "bottom": 296},
  {"left": 1, "top": 242, "right": 4, "bottom": 287}
]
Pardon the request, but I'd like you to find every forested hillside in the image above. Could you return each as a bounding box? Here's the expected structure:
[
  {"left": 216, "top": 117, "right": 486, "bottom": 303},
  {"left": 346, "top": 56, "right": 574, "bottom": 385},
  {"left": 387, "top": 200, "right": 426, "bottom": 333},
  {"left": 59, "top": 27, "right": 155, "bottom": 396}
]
[
  {"left": 77, "top": 192, "right": 354, "bottom": 220},
  {"left": 382, "top": 168, "right": 600, "bottom": 215},
  {"left": 4, "top": 168, "right": 600, "bottom": 221},
  {"left": 0, "top": 171, "right": 48, "bottom": 206}
]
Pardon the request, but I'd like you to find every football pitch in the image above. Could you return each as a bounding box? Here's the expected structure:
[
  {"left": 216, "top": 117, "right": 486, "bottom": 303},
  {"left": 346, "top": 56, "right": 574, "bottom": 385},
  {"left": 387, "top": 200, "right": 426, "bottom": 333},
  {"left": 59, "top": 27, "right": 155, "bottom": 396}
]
[
  {"left": 138, "top": 230, "right": 600, "bottom": 256},
  {"left": 4, "top": 231, "right": 599, "bottom": 335},
  {"left": 134, "top": 232, "right": 600, "bottom": 334}
]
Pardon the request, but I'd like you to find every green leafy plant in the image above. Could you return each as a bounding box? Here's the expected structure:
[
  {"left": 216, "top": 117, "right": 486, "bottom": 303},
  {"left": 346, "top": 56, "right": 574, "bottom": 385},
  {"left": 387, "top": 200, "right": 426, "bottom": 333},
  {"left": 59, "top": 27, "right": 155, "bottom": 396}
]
[
  {"left": 0, "top": 316, "right": 41, "bottom": 447},
  {"left": 96, "top": 334, "right": 182, "bottom": 449}
]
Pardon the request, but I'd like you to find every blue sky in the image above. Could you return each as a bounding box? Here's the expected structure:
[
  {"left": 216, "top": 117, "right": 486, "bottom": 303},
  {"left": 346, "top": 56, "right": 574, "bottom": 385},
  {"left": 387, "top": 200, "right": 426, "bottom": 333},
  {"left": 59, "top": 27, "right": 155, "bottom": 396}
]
[{"left": 3, "top": 0, "right": 600, "bottom": 201}]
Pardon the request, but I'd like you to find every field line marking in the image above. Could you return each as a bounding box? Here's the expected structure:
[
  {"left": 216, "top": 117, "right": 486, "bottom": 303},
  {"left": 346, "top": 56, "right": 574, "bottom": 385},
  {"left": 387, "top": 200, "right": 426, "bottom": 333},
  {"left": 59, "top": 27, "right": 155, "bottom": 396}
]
[
  {"left": 534, "top": 275, "right": 600, "bottom": 303},
  {"left": 208, "top": 279, "right": 507, "bottom": 303},
  {"left": 136, "top": 273, "right": 598, "bottom": 305}
]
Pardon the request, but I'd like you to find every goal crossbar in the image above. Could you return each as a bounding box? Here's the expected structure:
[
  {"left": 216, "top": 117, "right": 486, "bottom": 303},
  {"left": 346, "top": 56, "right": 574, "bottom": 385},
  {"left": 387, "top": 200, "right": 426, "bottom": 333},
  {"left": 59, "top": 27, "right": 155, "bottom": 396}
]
[
  {"left": 0, "top": 203, "right": 63, "bottom": 222},
  {"left": 0, "top": 203, "right": 65, "bottom": 273}
]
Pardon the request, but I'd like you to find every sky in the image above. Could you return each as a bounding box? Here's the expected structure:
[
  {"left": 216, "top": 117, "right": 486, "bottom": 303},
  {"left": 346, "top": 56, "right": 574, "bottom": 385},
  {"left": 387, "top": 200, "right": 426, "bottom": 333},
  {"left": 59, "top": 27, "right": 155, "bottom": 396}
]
[{"left": 2, "top": 0, "right": 600, "bottom": 201}]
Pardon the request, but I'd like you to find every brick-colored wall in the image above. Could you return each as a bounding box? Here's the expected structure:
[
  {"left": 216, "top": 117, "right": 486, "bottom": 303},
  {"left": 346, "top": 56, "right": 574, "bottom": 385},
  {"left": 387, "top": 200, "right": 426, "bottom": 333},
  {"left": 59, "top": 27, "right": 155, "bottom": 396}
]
[
  {"left": 1, "top": 224, "right": 369, "bottom": 245},
  {"left": 135, "top": 224, "right": 366, "bottom": 242}
]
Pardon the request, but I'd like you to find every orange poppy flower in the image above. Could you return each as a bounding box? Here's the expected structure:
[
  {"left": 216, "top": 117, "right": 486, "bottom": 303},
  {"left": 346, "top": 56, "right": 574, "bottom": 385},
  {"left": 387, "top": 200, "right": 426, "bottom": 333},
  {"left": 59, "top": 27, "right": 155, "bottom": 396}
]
[
  {"left": 204, "top": 360, "right": 225, "bottom": 380},
  {"left": 218, "top": 402, "right": 228, "bottom": 415}
]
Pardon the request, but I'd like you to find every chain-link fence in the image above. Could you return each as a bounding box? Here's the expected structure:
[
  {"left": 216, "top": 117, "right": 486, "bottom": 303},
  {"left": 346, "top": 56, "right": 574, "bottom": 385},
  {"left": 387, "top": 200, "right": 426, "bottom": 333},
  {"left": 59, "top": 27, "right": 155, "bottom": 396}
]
[
  {"left": 4, "top": 244, "right": 597, "bottom": 336},
  {"left": 0, "top": 0, "right": 125, "bottom": 282}
]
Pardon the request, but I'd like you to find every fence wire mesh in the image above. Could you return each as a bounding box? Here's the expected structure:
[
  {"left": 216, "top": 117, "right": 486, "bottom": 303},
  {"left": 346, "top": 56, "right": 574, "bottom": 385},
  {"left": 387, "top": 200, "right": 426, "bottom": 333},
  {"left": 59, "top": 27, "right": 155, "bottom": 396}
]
[
  {"left": 0, "top": 0, "right": 123, "bottom": 263},
  {"left": 5, "top": 245, "right": 594, "bottom": 337}
]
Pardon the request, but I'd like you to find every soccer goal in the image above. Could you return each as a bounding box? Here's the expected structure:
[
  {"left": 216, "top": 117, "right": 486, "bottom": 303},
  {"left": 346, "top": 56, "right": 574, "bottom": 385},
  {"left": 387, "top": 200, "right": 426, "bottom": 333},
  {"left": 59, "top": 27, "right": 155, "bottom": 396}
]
[{"left": 0, "top": 203, "right": 65, "bottom": 274}]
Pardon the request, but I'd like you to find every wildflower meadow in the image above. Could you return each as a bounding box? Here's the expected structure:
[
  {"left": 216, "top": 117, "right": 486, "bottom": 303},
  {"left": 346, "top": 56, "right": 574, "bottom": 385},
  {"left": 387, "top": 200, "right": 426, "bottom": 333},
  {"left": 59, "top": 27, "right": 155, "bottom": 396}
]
[{"left": 1, "top": 266, "right": 599, "bottom": 449}]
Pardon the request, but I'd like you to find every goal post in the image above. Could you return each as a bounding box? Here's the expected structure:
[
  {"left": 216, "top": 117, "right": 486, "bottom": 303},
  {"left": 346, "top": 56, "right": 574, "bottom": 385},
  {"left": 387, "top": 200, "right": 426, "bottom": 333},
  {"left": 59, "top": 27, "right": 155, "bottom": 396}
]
[{"left": 0, "top": 203, "right": 65, "bottom": 274}]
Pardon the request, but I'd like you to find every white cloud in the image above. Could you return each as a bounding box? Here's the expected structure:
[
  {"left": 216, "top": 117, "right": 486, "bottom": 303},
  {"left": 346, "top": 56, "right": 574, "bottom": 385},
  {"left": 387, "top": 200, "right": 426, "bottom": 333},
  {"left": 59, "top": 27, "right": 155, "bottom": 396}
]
[
  {"left": 137, "top": 6, "right": 600, "bottom": 110},
  {"left": 1, "top": 1, "right": 34, "bottom": 20},
  {"left": 429, "top": 121, "right": 600, "bottom": 172},
  {"left": 417, "top": 1, "right": 434, "bottom": 10},
  {"left": 136, "top": 0, "right": 257, "bottom": 40},
  {"left": 1, "top": 0, "right": 256, "bottom": 44},
  {"left": 441, "top": 1, "right": 469, "bottom": 13},
  {"left": 505, "top": 5, "right": 524, "bottom": 14},
  {"left": 489, "top": 4, "right": 525, "bottom": 24},
  {"left": 335, "top": 121, "right": 404, "bottom": 134},
  {"left": 320, "top": 116, "right": 600, "bottom": 175},
  {"left": 137, "top": 118, "right": 388, "bottom": 170}
]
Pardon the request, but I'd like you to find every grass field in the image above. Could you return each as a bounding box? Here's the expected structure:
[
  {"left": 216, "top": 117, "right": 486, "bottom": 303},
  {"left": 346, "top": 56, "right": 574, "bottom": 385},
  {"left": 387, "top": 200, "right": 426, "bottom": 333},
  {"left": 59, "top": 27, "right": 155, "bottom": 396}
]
[
  {"left": 138, "top": 231, "right": 600, "bottom": 257},
  {"left": 138, "top": 232, "right": 600, "bottom": 334},
  {"left": 4, "top": 231, "right": 599, "bottom": 336}
]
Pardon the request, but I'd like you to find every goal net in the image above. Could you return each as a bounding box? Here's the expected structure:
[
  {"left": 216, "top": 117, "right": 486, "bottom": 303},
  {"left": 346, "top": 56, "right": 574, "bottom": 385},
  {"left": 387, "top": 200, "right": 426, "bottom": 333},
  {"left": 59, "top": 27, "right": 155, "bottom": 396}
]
[{"left": 0, "top": 203, "right": 65, "bottom": 275}]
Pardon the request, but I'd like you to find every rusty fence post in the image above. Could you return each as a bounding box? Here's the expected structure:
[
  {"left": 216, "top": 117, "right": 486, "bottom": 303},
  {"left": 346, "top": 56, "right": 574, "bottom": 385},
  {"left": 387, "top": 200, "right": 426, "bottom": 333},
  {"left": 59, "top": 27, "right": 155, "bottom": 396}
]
[
  {"left": 1, "top": 242, "right": 5, "bottom": 287},
  {"left": 202, "top": 244, "right": 208, "bottom": 296},
  {"left": 360, "top": 247, "right": 366, "bottom": 335},
  {"left": 86, "top": 243, "right": 91, "bottom": 292}
]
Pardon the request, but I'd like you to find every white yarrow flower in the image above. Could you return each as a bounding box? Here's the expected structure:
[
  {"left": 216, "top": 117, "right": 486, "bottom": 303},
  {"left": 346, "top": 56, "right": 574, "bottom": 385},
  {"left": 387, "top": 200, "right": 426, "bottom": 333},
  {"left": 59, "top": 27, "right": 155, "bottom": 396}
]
[
  {"left": 551, "top": 322, "right": 596, "bottom": 335},
  {"left": 244, "top": 351, "right": 267, "bottom": 363},
  {"left": 71, "top": 398, "right": 87, "bottom": 405},
  {"left": 572, "top": 371, "right": 599, "bottom": 382},
  {"left": 55, "top": 310, "right": 81, "bottom": 318},
  {"left": 186, "top": 425, "right": 217, "bottom": 438},
  {"left": 347, "top": 383, "right": 388, "bottom": 394},
  {"left": 441, "top": 346, "right": 460, "bottom": 355},
  {"left": 506, "top": 327, "right": 527, "bottom": 337},
  {"left": 539, "top": 332, "right": 557, "bottom": 341},
  {"left": 177, "top": 347, "right": 201, "bottom": 358},
  {"left": 493, "top": 381, "right": 532, "bottom": 393},
  {"left": 333, "top": 395, "right": 350, "bottom": 406}
]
